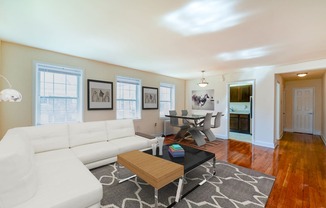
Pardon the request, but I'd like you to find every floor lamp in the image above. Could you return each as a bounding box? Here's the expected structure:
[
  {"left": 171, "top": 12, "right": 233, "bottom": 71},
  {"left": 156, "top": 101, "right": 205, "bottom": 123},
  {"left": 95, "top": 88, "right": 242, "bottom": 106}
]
[{"left": 0, "top": 74, "right": 22, "bottom": 102}]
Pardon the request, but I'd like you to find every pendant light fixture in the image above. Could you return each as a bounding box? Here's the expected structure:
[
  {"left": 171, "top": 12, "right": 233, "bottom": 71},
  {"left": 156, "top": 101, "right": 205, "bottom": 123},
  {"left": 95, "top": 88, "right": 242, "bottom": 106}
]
[{"left": 198, "top": 70, "right": 208, "bottom": 87}]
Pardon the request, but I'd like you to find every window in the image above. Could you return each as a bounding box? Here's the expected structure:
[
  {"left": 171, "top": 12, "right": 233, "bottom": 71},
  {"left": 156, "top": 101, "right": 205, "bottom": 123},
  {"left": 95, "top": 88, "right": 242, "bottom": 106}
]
[
  {"left": 35, "top": 63, "right": 83, "bottom": 125},
  {"left": 160, "top": 83, "right": 175, "bottom": 117},
  {"left": 116, "top": 76, "right": 141, "bottom": 119}
]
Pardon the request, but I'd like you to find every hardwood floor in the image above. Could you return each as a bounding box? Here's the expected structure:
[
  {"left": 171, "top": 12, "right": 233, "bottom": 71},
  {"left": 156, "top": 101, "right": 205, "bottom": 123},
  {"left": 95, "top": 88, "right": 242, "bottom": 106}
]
[{"left": 165, "top": 132, "right": 326, "bottom": 208}]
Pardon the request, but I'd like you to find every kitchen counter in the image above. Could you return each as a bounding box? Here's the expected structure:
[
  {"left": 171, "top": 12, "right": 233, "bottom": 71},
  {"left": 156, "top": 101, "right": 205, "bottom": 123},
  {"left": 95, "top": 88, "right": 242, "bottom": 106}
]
[{"left": 230, "top": 111, "right": 250, "bottom": 115}]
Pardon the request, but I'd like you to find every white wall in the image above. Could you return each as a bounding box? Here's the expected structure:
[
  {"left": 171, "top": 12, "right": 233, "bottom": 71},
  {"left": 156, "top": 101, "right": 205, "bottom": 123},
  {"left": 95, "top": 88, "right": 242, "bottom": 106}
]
[
  {"left": 0, "top": 42, "right": 186, "bottom": 138},
  {"left": 185, "top": 59, "right": 326, "bottom": 149},
  {"left": 186, "top": 68, "right": 276, "bottom": 148}
]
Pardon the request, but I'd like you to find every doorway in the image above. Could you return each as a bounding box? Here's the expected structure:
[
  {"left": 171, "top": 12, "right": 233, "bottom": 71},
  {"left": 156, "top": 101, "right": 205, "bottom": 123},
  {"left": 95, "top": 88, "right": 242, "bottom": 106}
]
[
  {"left": 293, "top": 88, "right": 314, "bottom": 134},
  {"left": 227, "top": 81, "right": 254, "bottom": 143}
]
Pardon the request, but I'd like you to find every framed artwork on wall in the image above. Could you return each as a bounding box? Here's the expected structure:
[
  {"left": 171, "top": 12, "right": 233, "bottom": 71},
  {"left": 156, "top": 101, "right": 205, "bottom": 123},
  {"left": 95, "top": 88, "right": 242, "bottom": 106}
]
[
  {"left": 191, "top": 89, "right": 214, "bottom": 110},
  {"left": 142, "top": 86, "right": 158, "bottom": 109},
  {"left": 87, "top": 79, "right": 113, "bottom": 110}
]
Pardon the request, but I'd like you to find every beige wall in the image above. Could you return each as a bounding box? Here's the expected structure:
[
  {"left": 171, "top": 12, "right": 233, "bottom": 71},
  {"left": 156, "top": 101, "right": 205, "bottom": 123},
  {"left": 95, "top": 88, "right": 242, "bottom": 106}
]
[
  {"left": 0, "top": 41, "right": 186, "bottom": 138},
  {"left": 275, "top": 59, "right": 326, "bottom": 144},
  {"left": 284, "top": 79, "right": 322, "bottom": 134}
]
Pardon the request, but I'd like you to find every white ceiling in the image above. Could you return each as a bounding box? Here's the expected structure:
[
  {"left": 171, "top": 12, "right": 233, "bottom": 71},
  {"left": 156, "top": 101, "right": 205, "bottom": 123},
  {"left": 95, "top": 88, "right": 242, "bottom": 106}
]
[{"left": 0, "top": 0, "right": 326, "bottom": 80}]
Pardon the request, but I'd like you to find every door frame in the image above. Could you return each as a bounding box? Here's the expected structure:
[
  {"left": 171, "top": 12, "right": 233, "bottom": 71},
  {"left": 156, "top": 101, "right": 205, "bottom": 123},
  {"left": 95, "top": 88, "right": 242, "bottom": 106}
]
[
  {"left": 275, "top": 81, "right": 281, "bottom": 140},
  {"left": 292, "top": 87, "right": 315, "bottom": 134},
  {"left": 226, "top": 80, "right": 255, "bottom": 143}
]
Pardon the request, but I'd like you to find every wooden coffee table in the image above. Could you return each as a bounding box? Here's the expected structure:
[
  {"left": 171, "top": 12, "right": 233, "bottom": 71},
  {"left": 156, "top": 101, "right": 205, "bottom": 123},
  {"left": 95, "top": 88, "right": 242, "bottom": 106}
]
[{"left": 117, "top": 150, "right": 184, "bottom": 208}]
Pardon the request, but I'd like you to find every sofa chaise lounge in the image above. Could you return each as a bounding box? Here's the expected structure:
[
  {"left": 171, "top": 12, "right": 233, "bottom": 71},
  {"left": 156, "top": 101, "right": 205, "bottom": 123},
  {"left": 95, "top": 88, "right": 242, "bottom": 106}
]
[{"left": 0, "top": 119, "right": 156, "bottom": 208}]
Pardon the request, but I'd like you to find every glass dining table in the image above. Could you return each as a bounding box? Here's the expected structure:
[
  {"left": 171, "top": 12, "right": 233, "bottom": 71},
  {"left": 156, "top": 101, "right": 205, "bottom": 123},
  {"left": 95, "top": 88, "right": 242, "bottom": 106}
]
[{"left": 165, "top": 114, "right": 216, "bottom": 146}]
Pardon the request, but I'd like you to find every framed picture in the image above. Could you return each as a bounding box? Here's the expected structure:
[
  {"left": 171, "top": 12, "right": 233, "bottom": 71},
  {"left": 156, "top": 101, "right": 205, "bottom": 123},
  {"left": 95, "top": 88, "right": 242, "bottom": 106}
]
[
  {"left": 191, "top": 89, "right": 214, "bottom": 110},
  {"left": 87, "top": 79, "right": 113, "bottom": 110},
  {"left": 142, "top": 86, "right": 158, "bottom": 109}
]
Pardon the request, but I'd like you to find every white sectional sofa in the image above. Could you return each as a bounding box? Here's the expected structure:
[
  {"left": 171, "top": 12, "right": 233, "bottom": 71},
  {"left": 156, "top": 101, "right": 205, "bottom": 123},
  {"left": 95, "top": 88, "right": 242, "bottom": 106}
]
[{"left": 0, "top": 119, "right": 156, "bottom": 208}]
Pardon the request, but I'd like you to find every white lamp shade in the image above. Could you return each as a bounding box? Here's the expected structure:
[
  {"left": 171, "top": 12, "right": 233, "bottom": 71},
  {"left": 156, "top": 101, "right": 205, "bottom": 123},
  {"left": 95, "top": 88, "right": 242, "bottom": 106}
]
[
  {"left": 198, "top": 82, "right": 208, "bottom": 87},
  {"left": 0, "top": 88, "right": 23, "bottom": 102},
  {"left": 198, "top": 77, "right": 208, "bottom": 87},
  {"left": 198, "top": 70, "right": 209, "bottom": 87}
]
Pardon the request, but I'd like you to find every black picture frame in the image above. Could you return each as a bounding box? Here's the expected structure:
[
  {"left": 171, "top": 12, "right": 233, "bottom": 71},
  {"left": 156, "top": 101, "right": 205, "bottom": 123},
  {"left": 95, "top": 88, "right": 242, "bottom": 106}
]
[
  {"left": 87, "top": 79, "right": 113, "bottom": 110},
  {"left": 142, "top": 86, "right": 158, "bottom": 109}
]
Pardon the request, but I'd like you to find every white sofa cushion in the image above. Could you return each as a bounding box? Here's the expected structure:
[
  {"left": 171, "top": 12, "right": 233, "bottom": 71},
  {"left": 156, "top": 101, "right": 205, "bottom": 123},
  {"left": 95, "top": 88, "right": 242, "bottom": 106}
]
[
  {"left": 0, "top": 129, "right": 38, "bottom": 208},
  {"left": 34, "top": 149, "right": 78, "bottom": 165},
  {"left": 19, "top": 124, "right": 69, "bottom": 153},
  {"left": 15, "top": 150, "right": 102, "bottom": 208},
  {"left": 106, "top": 119, "right": 135, "bottom": 141},
  {"left": 69, "top": 121, "right": 108, "bottom": 147},
  {"left": 71, "top": 142, "right": 120, "bottom": 165},
  {"left": 109, "top": 135, "right": 151, "bottom": 154}
]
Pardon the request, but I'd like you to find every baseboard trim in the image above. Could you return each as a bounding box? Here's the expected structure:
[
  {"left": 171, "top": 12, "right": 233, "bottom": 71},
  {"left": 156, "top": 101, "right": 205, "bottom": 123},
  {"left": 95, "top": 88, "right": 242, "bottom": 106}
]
[
  {"left": 213, "top": 133, "right": 228, "bottom": 140},
  {"left": 284, "top": 128, "right": 321, "bottom": 136},
  {"left": 321, "top": 135, "right": 326, "bottom": 145},
  {"left": 284, "top": 128, "right": 293, "bottom": 132},
  {"left": 279, "top": 131, "right": 284, "bottom": 139},
  {"left": 253, "top": 140, "right": 275, "bottom": 149}
]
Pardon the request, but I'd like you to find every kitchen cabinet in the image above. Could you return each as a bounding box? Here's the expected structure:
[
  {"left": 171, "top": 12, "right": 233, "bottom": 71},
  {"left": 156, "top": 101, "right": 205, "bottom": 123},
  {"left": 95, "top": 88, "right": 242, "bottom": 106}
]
[
  {"left": 239, "top": 114, "right": 250, "bottom": 133},
  {"left": 230, "top": 87, "right": 239, "bottom": 102},
  {"left": 230, "top": 114, "right": 239, "bottom": 131},
  {"left": 229, "top": 113, "right": 250, "bottom": 134},
  {"left": 230, "top": 85, "right": 252, "bottom": 102}
]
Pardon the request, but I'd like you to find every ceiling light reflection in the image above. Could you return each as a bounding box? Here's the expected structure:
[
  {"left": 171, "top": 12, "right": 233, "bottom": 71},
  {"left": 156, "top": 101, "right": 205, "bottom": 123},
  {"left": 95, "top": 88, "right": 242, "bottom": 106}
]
[
  {"left": 217, "top": 47, "right": 270, "bottom": 61},
  {"left": 240, "top": 65, "right": 275, "bottom": 71},
  {"left": 163, "top": 0, "right": 247, "bottom": 36}
]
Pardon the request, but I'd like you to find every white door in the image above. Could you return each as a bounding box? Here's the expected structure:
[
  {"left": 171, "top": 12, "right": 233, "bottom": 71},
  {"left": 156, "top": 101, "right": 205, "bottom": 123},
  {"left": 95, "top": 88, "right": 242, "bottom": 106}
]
[{"left": 293, "top": 88, "right": 314, "bottom": 134}]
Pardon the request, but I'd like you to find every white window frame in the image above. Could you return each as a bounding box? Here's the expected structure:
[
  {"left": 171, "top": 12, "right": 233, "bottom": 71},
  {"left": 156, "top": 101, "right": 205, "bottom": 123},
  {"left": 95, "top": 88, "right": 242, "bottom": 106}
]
[
  {"left": 34, "top": 63, "right": 83, "bottom": 125},
  {"left": 116, "top": 76, "right": 141, "bottom": 119},
  {"left": 159, "top": 83, "right": 175, "bottom": 117}
]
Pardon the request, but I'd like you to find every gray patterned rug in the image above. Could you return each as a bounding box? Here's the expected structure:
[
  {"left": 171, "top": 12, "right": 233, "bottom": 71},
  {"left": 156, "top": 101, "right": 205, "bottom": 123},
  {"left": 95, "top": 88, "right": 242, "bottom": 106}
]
[{"left": 91, "top": 160, "right": 275, "bottom": 208}]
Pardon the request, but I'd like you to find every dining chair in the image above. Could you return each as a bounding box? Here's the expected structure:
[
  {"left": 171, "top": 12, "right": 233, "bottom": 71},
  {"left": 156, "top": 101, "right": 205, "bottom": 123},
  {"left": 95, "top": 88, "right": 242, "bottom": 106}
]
[
  {"left": 212, "top": 112, "right": 222, "bottom": 128},
  {"left": 181, "top": 110, "right": 188, "bottom": 116},
  {"left": 188, "top": 113, "right": 212, "bottom": 146},
  {"left": 200, "top": 113, "right": 213, "bottom": 131},
  {"left": 169, "top": 110, "right": 190, "bottom": 142},
  {"left": 199, "top": 113, "right": 218, "bottom": 141},
  {"left": 181, "top": 110, "right": 189, "bottom": 124},
  {"left": 169, "top": 110, "right": 179, "bottom": 126}
]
